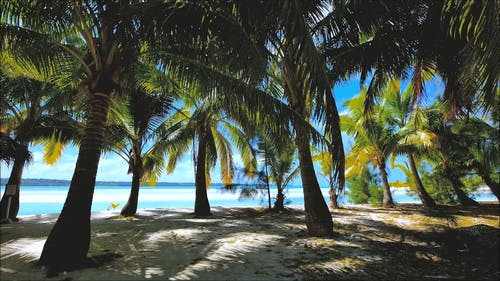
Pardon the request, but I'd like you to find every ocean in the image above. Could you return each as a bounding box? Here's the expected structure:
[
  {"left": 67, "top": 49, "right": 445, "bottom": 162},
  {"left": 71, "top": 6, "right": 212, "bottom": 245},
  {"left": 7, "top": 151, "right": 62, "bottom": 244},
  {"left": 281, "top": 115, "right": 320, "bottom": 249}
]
[{"left": 0, "top": 185, "right": 497, "bottom": 216}]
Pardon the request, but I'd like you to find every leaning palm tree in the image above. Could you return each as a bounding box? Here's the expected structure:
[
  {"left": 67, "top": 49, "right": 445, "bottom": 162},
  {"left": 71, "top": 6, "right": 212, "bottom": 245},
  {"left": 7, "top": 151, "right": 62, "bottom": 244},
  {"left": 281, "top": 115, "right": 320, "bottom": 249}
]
[
  {"left": 450, "top": 117, "right": 500, "bottom": 201},
  {"left": 425, "top": 102, "right": 480, "bottom": 206},
  {"left": 379, "top": 79, "right": 438, "bottom": 208},
  {"left": 342, "top": 90, "right": 397, "bottom": 208},
  {"left": 105, "top": 82, "right": 180, "bottom": 217},
  {"left": 0, "top": 72, "right": 76, "bottom": 221}
]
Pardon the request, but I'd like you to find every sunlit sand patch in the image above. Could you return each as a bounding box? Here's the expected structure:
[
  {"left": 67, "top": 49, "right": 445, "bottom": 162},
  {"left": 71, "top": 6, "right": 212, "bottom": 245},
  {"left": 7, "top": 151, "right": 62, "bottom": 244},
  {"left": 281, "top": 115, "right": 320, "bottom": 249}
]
[
  {"left": 142, "top": 228, "right": 209, "bottom": 249},
  {"left": 181, "top": 218, "right": 225, "bottom": 223},
  {"left": 169, "top": 232, "right": 283, "bottom": 280},
  {"left": 1, "top": 238, "right": 45, "bottom": 262}
]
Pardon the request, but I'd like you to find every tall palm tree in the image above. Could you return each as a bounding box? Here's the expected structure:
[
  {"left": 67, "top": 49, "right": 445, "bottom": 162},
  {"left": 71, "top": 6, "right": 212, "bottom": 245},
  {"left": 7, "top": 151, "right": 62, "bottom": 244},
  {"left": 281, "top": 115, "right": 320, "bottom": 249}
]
[
  {"left": 342, "top": 90, "right": 397, "bottom": 208},
  {"left": 105, "top": 82, "right": 179, "bottom": 217},
  {"left": 379, "top": 79, "right": 438, "bottom": 208},
  {"left": 1, "top": 0, "right": 265, "bottom": 270},
  {"left": 166, "top": 92, "right": 257, "bottom": 217},
  {"left": 249, "top": 0, "right": 345, "bottom": 236},
  {"left": 0, "top": 73, "right": 76, "bottom": 221}
]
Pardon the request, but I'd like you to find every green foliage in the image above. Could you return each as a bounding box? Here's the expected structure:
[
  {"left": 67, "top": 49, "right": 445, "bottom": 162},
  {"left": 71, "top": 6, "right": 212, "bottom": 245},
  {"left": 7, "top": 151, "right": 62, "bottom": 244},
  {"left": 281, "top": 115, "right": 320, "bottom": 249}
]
[
  {"left": 419, "top": 161, "right": 482, "bottom": 204},
  {"left": 346, "top": 169, "right": 382, "bottom": 205}
]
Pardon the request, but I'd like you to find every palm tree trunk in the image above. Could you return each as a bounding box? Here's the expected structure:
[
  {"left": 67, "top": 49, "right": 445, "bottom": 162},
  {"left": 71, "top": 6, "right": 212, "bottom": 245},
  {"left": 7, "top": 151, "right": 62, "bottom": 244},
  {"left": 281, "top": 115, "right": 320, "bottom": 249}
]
[
  {"left": 329, "top": 186, "right": 339, "bottom": 209},
  {"left": 39, "top": 90, "right": 111, "bottom": 271},
  {"left": 448, "top": 176, "right": 480, "bottom": 206},
  {"left": 194, "top": 128, "right": 210, "bottom": 217},
  {"left": 295, "top": 129, "right": 333, "bottom": 237},
  {"left": 379, "top": 161, "right": 395, "bottom": 208},
  {"left": 0, "top": 148, "right": 27, "bottom": 221},
  {"left": 475, "top": 167, "right": 500, "bottom": 201},
  {"left": 120, "top": 168, "right": 142, "bottom": 217},
  {"left": 274, "top": 184, "right": 285, "bottom": 211},
  {"left": 407, "top": 153, "right": 437, "bottom": 208}
]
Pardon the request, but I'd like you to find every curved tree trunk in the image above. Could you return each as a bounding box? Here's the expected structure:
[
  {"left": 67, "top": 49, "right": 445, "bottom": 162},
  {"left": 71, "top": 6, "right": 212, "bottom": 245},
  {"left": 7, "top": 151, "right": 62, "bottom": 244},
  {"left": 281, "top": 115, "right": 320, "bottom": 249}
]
[
  {"left": 407, "top": 153, "right": 436, "bottom": 208},
  {"left": 295, "top": 129, "right": 333, "bottom": 237},
  {"left": 475, "top": 167, "right": 500, "bottom": 202},
  {"left": 194, "top": 127, "right": 210, "bottom": 217},
  {"left": 274, "top": 184, "right": 285, "bottom": 211},
  {"left": 0, "top": 148, "right": 27, "bottom": 221},
  {"left": 379, "top": 161, "right": 395, "bottom": 208},
  {"left": 120, "top": 168, "right": 142, "bottom": 217},
  {"left": 448, "top": 176, "right": 480, "bottom": 206},
  {"left": 39, "top": 90, "right": 111, "bottom": 271}
]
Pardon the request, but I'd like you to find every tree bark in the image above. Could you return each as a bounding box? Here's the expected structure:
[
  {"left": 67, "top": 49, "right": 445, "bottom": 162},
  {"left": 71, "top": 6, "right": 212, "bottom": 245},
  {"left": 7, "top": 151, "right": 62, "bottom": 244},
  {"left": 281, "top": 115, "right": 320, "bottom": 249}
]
[
  {"left": 294, "top": 129, "right": 333, "bottom": 237},
  {"left": 0, "top": 147, "right": 27, "bottom": 221},
  {"left": 448, "top": 176, "right": 480, "bottom": 206},
  {"left": 39, "top": 90, "right": 111, "bottom": 271},
  {"left": 194, "top": 127, "right": 210, "bottom": 217},
  {"left": 120, "top": 167, "right": 142, "bottom": 217},
  {"left": 273, "top": 184, "right": 285, "bottom": 211},
  {"left": 407, "top": 153, "right": 437, "bottom": 208},
  {"left": 379, "top": 161, "right": 395, "bottom": 208},
  {"left": 475, "top": 167, "right": 500, "bottom": 202},
  {"left": 329, "top": 186, "right": 339, "bottom": 209}
]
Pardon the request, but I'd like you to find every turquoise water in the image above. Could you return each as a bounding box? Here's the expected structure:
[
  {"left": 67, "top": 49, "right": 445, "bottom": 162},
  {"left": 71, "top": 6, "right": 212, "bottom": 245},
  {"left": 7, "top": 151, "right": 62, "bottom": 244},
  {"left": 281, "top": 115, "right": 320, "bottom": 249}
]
[{"left": 0, "top": 185, "right": 497, "bottom": 216}]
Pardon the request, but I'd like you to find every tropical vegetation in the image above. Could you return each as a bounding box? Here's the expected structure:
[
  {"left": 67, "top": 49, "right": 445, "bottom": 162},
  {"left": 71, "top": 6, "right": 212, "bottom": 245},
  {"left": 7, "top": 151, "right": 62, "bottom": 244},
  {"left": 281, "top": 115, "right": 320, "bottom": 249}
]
[{"left": 0, "top": 0, "right": 497, "bottom": 275}]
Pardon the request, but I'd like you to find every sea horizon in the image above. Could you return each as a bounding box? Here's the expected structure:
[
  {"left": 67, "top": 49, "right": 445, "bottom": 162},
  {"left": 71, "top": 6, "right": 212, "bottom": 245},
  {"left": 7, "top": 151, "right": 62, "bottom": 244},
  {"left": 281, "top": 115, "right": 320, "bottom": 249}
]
[{"left": 0, "top": 183, "right": 497, "bottom": 217}]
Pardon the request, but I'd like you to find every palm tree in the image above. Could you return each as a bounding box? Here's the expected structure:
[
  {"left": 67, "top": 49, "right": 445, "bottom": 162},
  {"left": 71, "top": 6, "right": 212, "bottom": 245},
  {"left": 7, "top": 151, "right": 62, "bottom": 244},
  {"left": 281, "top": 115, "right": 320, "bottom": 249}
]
[
  {"left": 0, "top": 73, "right": 76, "bottom": 221},
  {"left": 342, "top": 90, "right": 397, "bottom": 208},
  {"left": 425, "top": 103, "right": 480, "bottom": 206},
  {"left": 105, "top": 81, "right": 179, "bottom": 217},
  {"left": 326, "top": 0, "right": 498, "bottom": 118},
  {"left": 312, "top": 145, "right": 341, "bottom": 209},
  {"left": 257, "top": 137, "right": 299, "bottom": 211},
  {"left": 247, "top": 0, "right": 345, "bottom": 236},
  {"left": 1, "top": 0, "right": 265, "bottom": 269},
  {"left": 450, "top": 117, "right": 499, "bottom": 201},
  {"left": 0, "top": 133, "right": 31, "bottom": 166},
  {"left": 379, "top": 79, "right": 438, "bottom": 208},
  {"left": 166, "top": 92, "right": 256, "bottom": 217}
]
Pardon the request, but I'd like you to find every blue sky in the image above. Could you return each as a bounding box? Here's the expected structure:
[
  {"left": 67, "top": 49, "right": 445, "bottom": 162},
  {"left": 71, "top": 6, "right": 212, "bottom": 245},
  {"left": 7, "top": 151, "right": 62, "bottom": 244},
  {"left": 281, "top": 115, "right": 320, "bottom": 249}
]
[{"left": 0, "top": 76, "right": 445, "bottom": 187}]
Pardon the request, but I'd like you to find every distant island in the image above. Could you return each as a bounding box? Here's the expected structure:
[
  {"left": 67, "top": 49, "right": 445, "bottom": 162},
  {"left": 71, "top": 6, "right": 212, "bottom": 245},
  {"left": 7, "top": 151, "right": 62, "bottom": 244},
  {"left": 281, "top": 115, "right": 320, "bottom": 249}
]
[{"left": 0, "top": 178, "right": 198, "bottom": 187}]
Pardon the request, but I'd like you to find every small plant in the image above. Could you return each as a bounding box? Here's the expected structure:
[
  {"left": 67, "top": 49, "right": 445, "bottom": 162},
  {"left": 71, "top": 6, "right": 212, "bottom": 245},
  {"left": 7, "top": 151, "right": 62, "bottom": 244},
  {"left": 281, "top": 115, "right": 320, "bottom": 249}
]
[{"left": 107, "top": 202, "right": 121, "bottom": 211}]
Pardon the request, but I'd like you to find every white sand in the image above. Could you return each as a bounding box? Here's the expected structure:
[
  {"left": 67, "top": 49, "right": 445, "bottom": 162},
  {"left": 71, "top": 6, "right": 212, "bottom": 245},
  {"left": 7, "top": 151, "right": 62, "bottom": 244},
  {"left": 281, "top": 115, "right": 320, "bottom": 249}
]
[{"left": 1, "top": 204, "right": 498, "bottom": 280}]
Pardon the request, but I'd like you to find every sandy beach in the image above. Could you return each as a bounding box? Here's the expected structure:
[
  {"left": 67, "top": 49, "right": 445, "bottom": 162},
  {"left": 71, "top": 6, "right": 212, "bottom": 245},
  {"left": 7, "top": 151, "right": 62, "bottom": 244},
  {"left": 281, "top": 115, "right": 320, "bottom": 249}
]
[{"left": 1, "top": 203, "right": 499, "bottom": 280}]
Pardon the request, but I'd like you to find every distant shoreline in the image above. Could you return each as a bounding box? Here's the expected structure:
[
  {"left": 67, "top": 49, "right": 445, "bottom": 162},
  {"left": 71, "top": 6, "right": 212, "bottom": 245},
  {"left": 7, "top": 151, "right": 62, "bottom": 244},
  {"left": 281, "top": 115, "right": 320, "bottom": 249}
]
[{"left": 0, "top": 178, "right": 197, "bottom": 187}]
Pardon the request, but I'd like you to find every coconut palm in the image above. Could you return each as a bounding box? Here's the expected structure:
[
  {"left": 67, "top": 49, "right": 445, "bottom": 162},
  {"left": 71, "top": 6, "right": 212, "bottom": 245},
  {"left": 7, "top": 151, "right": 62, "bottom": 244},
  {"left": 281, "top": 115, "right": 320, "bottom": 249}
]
[
  {"left": 247, "top": 0, "right": 345, "bottom": 236},
  {"left": 0, "top": 73, "right": 76, "bottom": 221},
  {"left": 166, "top": 91, "right": 257, "bottom": 217},
  {"left": 0, "top": 133, "right": 31, "bottom": 166},
  {"left": 1, "top": 0, "right": 266, "bottom": 269},
  {"left": 379, "top": 79, "right": 438, "bottom": 208},
  {"left": 442, "top": 0, "right": 499, "bottom": 117},
  {"left": 425, "top": 103, "right": 480, "bottom": 206},
  {"left": 450, "top": 117, "right": 499, "bottom": 201},
  {"left": 257, "top": 137, "right": 299, "bottom": 211},
  {"left": 105, "top": 80, "right": 180, "bottom": 217},
  {"left": 342, "top": 90, "right": 397, "bottom": 208},
  {"left": 312, "top": 145, "right": 341, "bottom": 209},
  {"left": 326, "top": 0, "right": 498, "bottom": 118}
]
